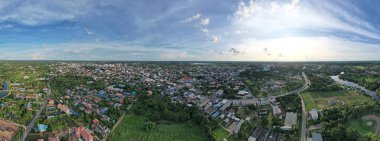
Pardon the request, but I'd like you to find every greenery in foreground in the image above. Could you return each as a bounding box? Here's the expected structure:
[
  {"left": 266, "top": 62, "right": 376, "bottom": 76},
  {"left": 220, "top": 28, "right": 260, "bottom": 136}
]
[
  {"left": 109, "top": 115, "right": 209, "bottom": 141},
  {"left": 109, "top": 94, "right": 218, "bottom": 141},
  {"left": 319, "top": 103, "right": 380, "bottom": 141}
]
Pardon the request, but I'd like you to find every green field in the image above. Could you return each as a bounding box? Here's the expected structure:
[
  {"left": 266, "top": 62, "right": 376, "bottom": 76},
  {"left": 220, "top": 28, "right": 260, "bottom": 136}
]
[
  {"left": 211, "top": 127, "right": 230, "bottom": 141},
  {"left": 348, "top": 119, "right": 375, "bottom": 134},
  {"left": 301, "top": 90, "right": 374, "bottom": 111},
  {"left": 108, "top": 115, "right": 209, "bottom": 141}
]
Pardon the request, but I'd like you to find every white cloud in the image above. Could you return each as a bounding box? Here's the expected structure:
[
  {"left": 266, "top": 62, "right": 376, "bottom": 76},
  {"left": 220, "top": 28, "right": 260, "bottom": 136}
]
[
  {"left": 234, "top": 0, "right": 262, "bottom": 19},
  {"left": 181, "top": 13, "right": 202, "bottom": 23},
  {"left": 231, "top": 0, "right": 380, "bottom": 40},
  {"left": 84, "top": 28, "right": 94, "bottom": 35},
  {"left": 0, "top": 0, "right": 93, "bottom": 26},
  {"left": 224, "top": 36, "right": 380, "bottom": 61},
  {"left": 200, "top": 18, "right": 210, "bottom": 25},
  {"left": 0, "top": 24, "right": 13, "bottom": 29},
  {"left": 201, "top": 28, "right": 209, "bottom": 33},
  {"left": 210, "top": 35, "right": 219, "bottom": 43}
]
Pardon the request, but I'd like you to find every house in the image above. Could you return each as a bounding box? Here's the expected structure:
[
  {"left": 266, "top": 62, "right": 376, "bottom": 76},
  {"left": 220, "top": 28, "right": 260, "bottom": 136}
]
[
  {"left": 219, "top": 100, "right": 232, "bottom": 111},
  {"left": 267, "top": 131, "right": 278, "bottom": 141},
  {"left": 211, "top": 111, "right": 220, "bottom": 118},
  {"left": 48, "top": 136, "right": 60, "bottom": 141},
  {"left": 233, "top": 119, "right": 244, "bottom": 136},
  {"left": 237, "top": 90, "right": 249, "bottom": 96},
  {"left": 309, "top": 108, "right": 319, "bottom": 120},
  {"left": 248, "top": 127, "right": 263, "bottom": 141},
  {"left": 57, "top": 104, "right": 71, "bottom": 114},
  {"left": 215, "top": 90, "right": 224, "bottom": 97},
  {"left": 92, "top": 119, "right": 100, "bottom": 125},
  {"left": 72, "top": 126, "right": 93, "bottom": 141},
  {"left": 276, "top": 133, "right": 285, "bottom": 141},
  {"left": 26, "top": 102, "right": 32, "bottom": 110},
  {"left": 34, "top": 124, "right": 48, "bottom": 133},
  {"left": 258, "top": 129, "right": 270, "bottom": 141},
  {"left": 100, "top": 107, "right": 109, "bottom": 114},
  {"left": 272, "top": 105, "right": 282, "bottom": 116},
  {"left": 311, "top": 132, "right": 323, "bottom": 141},
  {"left": 259, "top": 109, "right": 268, "bottom": 116},
  {"left": 281, "top": 112, "right": 297, "bottom": 130}
]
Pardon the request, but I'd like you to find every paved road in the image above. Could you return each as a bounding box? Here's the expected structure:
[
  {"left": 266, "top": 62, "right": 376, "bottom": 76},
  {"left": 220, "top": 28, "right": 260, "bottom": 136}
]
[
  {"left": 272, "top": 72, "right": 310, "bottom": 141},
  {"left": 274, "top": 72, "right": 310, "bottom": 98},
  {"left": 20, "top": 78, "right": 51, "bottom": 141},
  {"left": 299, "top": 93, "right": 307, "bottom": 141}
]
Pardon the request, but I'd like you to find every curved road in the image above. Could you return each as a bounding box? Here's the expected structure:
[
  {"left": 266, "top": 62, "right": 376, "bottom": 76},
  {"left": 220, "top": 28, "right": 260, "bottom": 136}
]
[
  {"left": 20, "top": 78, "right": 51, "bottom": 141},
  {"left": 272, "top": 72, "right": 310, "bottom": 141},
  {"left": 274, "top": 72, "right": 310, "bottom": 98}
]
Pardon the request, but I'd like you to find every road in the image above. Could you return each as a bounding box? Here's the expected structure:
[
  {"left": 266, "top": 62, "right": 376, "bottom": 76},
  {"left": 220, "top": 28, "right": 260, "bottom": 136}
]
[
  {"left": 20, "top": 78, "right": 52, "bottom": 141},
  {"left": 102, "top": 100, "right": 135, "bottom": 141},
  {"left": 273, "top": 72, "right": 310, "bottom": 98},
  {"left": 272, "top": 72, "right": 310, "bottom": 141},
  {"left": 299, "top": 93, "right": 307, "bottom": 141}
]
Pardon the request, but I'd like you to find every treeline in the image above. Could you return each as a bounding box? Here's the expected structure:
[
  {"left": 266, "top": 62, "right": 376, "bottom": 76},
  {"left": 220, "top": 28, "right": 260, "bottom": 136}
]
[
  {"left": 306, "top": 73, "right": 342, "bottom": 92},
  {"left": 134, "top": 95, "right": 218, "bottom": 141},
  {"left": 340, "top": 73, "right": 380, "bottom": 91},
  {"left": 319, "top": 103, "right": 380, "bottom": 141}
]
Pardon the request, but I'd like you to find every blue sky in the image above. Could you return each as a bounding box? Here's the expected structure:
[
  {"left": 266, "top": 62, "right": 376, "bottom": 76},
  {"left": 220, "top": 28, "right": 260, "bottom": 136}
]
[{"left": 0, "top": 0, "right": 380, "bottom": 61}]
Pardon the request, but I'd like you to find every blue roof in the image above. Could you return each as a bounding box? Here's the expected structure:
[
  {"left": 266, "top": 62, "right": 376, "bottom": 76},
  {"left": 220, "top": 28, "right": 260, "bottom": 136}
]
[
  {"left": 36, "top": 124, "right": 48, "bottom": 132},
  {"left": 100, "top": 107, "right": 109, "bottom": 114},
  {"left": 211, "top": 111, "right": 220, "bottom": 118},
  {"left": 98, "top": 90, "right": 106, "bottom": 95}
]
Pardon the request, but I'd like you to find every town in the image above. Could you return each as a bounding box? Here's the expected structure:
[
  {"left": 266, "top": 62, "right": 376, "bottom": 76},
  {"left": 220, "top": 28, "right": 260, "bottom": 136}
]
[{"left": 0, "top": 62, "right": 379, "bottom": 141}]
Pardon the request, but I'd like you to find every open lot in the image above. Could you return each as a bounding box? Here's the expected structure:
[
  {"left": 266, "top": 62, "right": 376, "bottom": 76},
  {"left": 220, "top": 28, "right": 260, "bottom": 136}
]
[
  {"left": 301, "top": 90, "right": 374, "bottom": 111},
  {"left": 108, "top": 115, "right": 209, "bottom": 141},
  {"left": 212, "top": 127, "right": 230, "bottom": 141},
  {"left": 348, "top": 114, "right": 380, "bottom": 135}
]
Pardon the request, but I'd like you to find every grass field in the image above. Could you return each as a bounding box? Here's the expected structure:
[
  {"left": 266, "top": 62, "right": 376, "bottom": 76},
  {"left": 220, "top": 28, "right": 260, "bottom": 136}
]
[
  {"left": 301, "top": 90, "right": 374, "bottom": 111},
  {"left": 348, "top": 119, "right": 375, "bottom": 134},
  {"left": 108, "top": 115, "right": 209, "bottom": 141},
  {"left": 347, "top": 113, "right": 380, "bottom": 135},
  {"left": 211, "top": 127, "right": 230, "bottom": 141}
]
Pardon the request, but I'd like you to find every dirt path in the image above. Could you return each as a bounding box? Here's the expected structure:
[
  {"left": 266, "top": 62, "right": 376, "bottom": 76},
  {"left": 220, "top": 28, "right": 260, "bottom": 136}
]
[{"left": 361, "top": 114, "right": 380, "bottom": 133}]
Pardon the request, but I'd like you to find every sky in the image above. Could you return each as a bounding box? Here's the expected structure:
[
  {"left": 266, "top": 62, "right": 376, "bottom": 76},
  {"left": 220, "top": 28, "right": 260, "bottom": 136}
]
[{"left": 0, "top": 0, "right": 380, "bottom": 61}]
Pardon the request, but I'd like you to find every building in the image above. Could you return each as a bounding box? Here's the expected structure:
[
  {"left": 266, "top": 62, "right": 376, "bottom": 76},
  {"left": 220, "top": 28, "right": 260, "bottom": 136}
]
[
  {"left": 57, "top": 104, "right": 71, "bottom": 114},
  {"left": 237, "top": 90, "right": 249, "bottom": 96},
  {"left": 248, "top": 127, "right": 263, "bottom": 141},
  {"left": 311, "top": 132, "right": 323, "bottom": 141},
  {"left": 72, "top": 126, "right": 93, "bottom": 141},
  {"left": 34, "top": 124, "right": 48, "bottom": 133},
  {"left": 309, "top": 108, "right": 319, "bottom": 120},
  {"left": 48, "top": 136, "right": 60, "bottom": 141},
  {"left": 233, "top": 120, "right": 244, "bottom": 136},
  {"left": 272, "top": 105, "right": 282, "bottom": 116}
]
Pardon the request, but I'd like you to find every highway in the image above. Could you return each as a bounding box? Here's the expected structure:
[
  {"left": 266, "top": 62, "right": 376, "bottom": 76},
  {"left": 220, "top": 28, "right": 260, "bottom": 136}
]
[{"left": 20, "top": 78, "right": 51, "bottom": 141}]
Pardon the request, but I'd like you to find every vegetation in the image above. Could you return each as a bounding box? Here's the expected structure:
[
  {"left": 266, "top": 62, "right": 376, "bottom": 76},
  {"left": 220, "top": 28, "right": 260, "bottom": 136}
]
[
  {"left": 339, "top": 65, "right": 380, "bottom": 91},
  {"left": 110, "top": 94, "right": 218, "bottom": 141},
  {"left": 306, "top": 72, "right": 342, "bottom": 92},
  {"left": 301, "top": 90, "right": 375, "bottom": 111},
  {"left": 319, "top": 104, "right": 380, "bottom": 141},
  {"left": 240, "top": 66, "right": 304, "bottom": 97},
  {"left": 211, "top": 127, "right": 230, "bottom": 141},
  {"left": 109, "top": 115, "right": 209, "bottom": 141}
]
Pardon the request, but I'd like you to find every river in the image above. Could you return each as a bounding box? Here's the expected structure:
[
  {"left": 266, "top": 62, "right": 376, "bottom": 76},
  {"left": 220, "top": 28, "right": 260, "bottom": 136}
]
[{"left": 331, "top": 75, "right": 379, "bottom": 100}]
